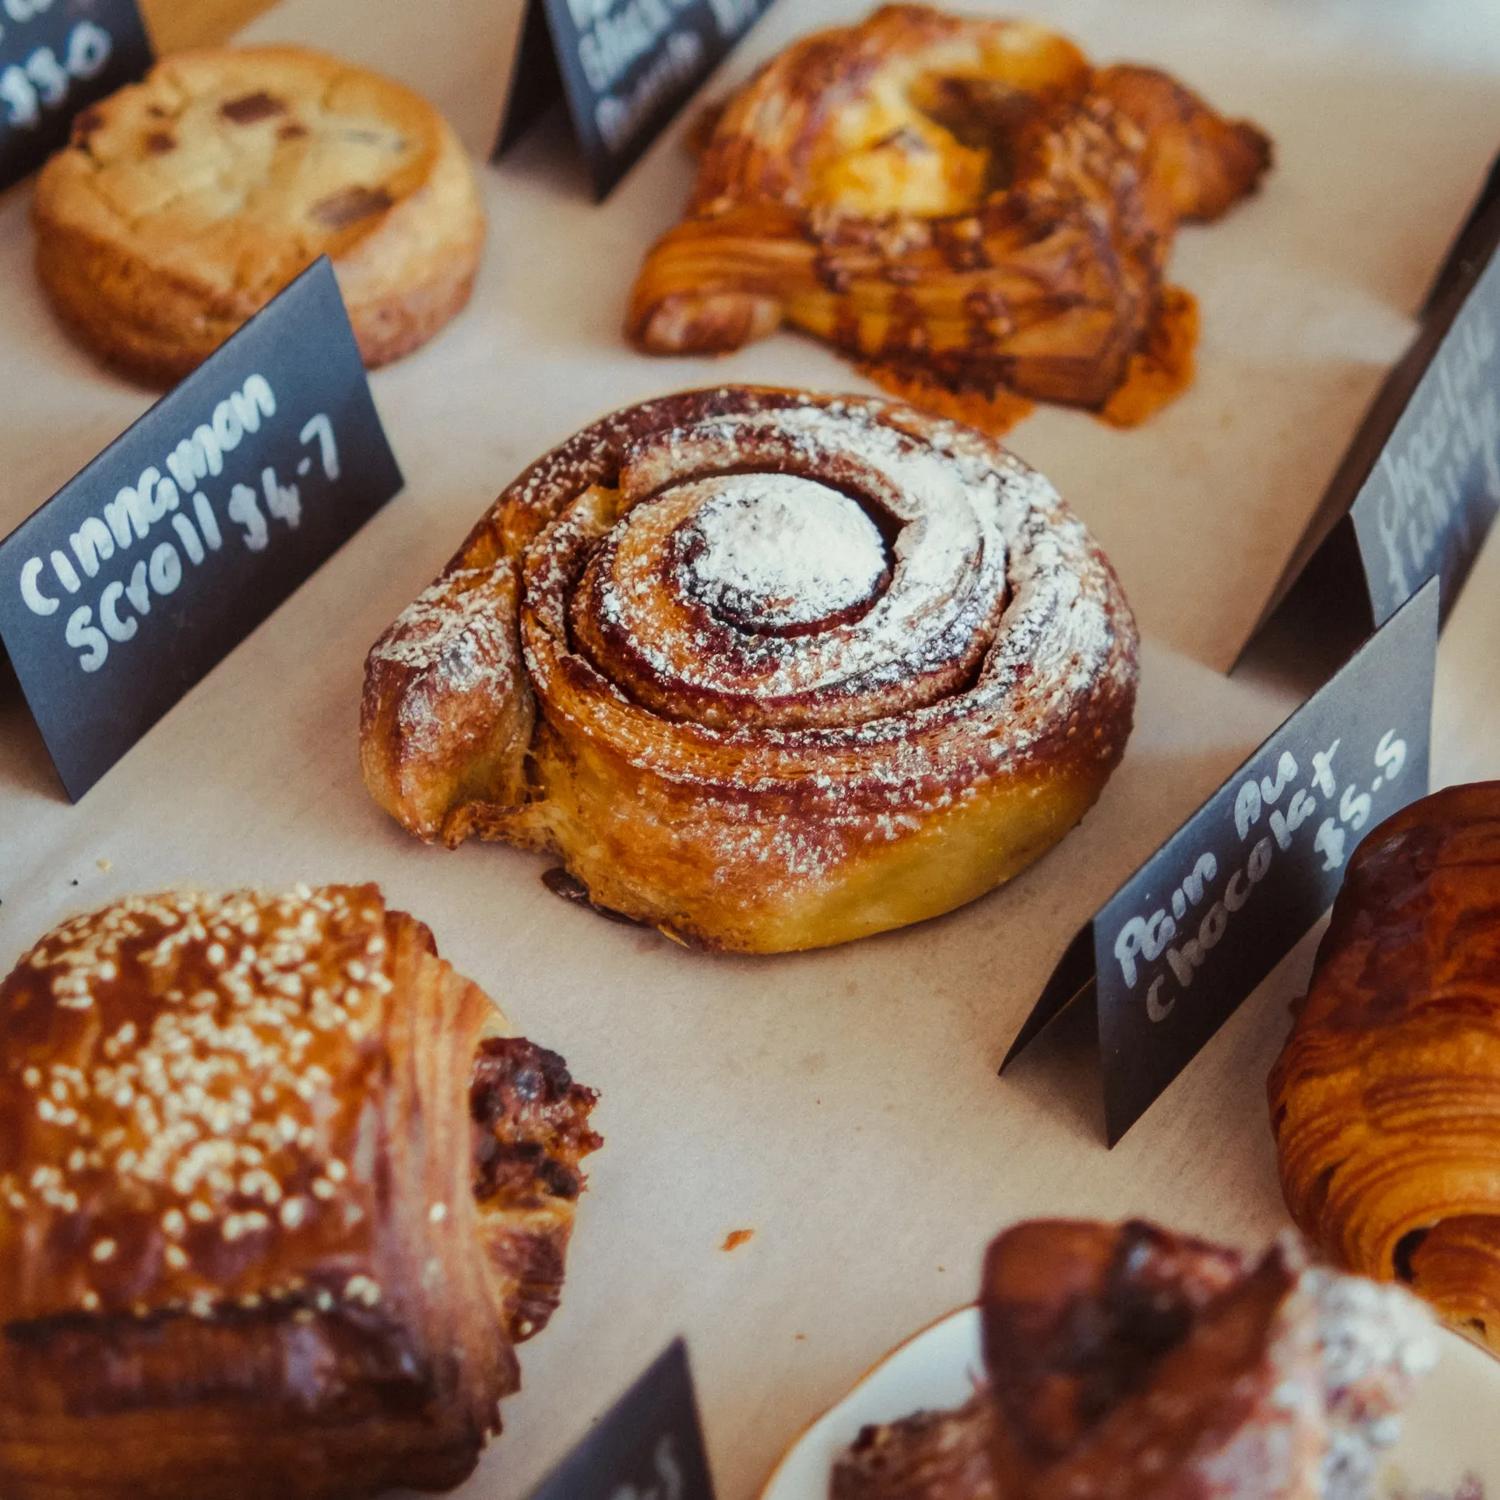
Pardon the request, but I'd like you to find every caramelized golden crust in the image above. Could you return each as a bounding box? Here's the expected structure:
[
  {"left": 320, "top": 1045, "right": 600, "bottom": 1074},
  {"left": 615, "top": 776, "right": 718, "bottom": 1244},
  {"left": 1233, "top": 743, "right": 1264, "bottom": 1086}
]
[
  {"left": 627, "top": 5, "right": 1270, "bottom": 426},
  {"left": 0, "top": 886, "right": 598, "bottom": 1500},
  {"left": 834, "top": 1220, "right": 1435, "bottom": 1500},
  {"left": 1269, "top": 781, "right": 1500, "bottom": 1358},
  {"left": 33, "top": 47, "right": 484, "bottom": 383},
  {"left": 360, "top": 385, "right": 1139, "bottom": 954}
]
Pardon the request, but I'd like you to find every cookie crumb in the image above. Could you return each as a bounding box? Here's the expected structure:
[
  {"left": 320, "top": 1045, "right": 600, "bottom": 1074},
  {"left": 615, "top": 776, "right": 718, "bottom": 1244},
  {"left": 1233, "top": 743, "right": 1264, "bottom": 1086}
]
[
  {"left": 96, "top": 858, "right": 111, "bottom": 872},
  {"left": 722, "top": 1229, "right": 754, "bottom": 1252}
]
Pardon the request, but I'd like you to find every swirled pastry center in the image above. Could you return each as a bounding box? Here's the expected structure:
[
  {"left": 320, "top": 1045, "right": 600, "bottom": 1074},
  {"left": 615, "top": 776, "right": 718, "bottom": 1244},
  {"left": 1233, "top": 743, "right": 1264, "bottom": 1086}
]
[
  {"left": 565, "top": 408, "right": 1019, "bottom": 732},
  {"left": 682, "top": 474, "right": 888, "bottom": 634}
]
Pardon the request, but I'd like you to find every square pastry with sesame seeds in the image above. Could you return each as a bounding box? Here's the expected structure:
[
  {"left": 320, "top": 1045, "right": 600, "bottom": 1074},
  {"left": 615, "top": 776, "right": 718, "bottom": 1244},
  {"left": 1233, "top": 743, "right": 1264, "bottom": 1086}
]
[{"left": 0, "top": 884, "right": 599, "bottom": 1500}]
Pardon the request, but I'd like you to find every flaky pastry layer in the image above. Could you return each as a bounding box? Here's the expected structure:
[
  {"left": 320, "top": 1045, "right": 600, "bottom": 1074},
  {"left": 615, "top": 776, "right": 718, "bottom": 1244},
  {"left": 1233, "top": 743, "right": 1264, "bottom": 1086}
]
[
  {"left": 1270, "top": 781, "right": 1500, "bottom": 1361},
  {"left": 361, "top": 385, "right": 1138, "bottom": 954},
  {"left": 0, "top": 885, "right": 598, "bottom": 1500},
  {"left": 628, "top": 5, "right": 1271, "bottom": 425}
]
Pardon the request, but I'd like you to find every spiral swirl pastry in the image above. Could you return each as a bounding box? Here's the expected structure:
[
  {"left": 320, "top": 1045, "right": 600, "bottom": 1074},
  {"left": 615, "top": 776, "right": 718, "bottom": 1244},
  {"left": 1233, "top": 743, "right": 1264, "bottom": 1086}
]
[
  {"left": 361, "top": 386, "right": 1138, "bottom": 953},
  {"left": 627, "top": 5, "right": 1271, "bottom": 424},
  {"left": 1270, "top": 782, "right": 1500, "bottom": 1360}
]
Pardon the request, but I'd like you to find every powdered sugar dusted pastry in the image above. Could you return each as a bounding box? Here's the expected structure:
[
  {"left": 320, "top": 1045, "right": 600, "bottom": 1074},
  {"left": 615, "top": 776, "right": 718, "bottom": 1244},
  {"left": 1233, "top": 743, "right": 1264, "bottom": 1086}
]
[
  {"left": 33, "top": 46, "right": 484, "bottom": 383},
  {"left": 0, "top": 886, "right": 600, "bottom": 1500},
  {"left": 628, "top": 5, "right": 1270, "bottom": 432},
  {"left": 833, "top": 1220, "right": 1436, "bottom": 1500},
  {"left": 361, "top": 385, "right": 1137, "bottom": 953}
]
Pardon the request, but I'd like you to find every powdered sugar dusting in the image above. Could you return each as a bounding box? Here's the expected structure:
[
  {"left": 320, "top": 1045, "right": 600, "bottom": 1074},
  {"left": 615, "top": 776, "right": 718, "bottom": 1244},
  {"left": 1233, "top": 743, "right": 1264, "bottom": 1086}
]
[
  {"left": 369, "top": 387, "right": 1140, "bottom": 916},
  {"left": 687, "top": 474, "right": 885, "bottom": 630}
]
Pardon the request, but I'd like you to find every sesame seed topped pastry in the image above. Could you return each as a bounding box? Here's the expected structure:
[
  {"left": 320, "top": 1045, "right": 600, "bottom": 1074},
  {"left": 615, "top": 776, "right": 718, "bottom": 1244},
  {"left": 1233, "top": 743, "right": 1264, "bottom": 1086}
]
[
  {"left": 32, "top": 46, "right": 485, "bottom": 384},
  {"left": 0, "top": 885, "right": 600, "bottom": 1500},
  {"left": 628, "top": 4, "right": 1272, "bottom": 432}
]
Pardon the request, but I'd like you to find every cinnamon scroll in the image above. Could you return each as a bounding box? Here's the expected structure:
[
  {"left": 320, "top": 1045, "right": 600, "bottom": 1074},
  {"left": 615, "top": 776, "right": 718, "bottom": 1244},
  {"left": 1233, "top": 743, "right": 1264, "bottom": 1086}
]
[
  {"left": 0, "top": 886, "right": 599, "bottom": 1500},
  {"left": 833, "top": 1220, "right": 1436, "bottom": 1500},
  {"left": 361, "top": 386, "right": 1138, "bottom": 954},
  {"left": 628, "top": 5, "right": 1271, "bottom": 431},
  {"left": 1270, "top": 782, "right": 1500, "bottom": 1359}
]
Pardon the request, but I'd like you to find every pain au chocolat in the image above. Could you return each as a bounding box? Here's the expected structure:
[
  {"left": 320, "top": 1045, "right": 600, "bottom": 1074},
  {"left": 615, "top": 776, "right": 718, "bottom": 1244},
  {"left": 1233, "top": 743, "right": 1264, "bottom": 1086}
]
[
  {"left": 360, "top": 386, "right": 1138, "bottom": 954},
  {"left": 628, "top": 5, "right": 1271, "bottom": 430},
  {"left": 0, "top": 885, "right": 600, "bottom": 1500},
  {"left": 1270, "top": 782, "right": 1500, "bottom": 1360},
  {"left": 833, "top": 1219, "right": 1435, "bottom": 1500}
]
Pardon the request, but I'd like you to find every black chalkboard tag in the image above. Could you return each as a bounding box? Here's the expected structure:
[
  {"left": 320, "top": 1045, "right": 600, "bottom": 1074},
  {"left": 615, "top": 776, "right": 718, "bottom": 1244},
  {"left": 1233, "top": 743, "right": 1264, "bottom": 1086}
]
[
  {"left": 495, "top": 0, "right": 776, "bottom": 200},
  {"left": 1004, "top": 580, "right": 1437, "bottom": 1146},
  {"left": 0, "top": 257, "right": 403, "bottom": 800},
  {"left": 1242, "top": 170, "right": 1500, "bottom": 660},
  {"left": 526, "top": 1339, "right": 717, "bottom": 1500},
  {"left": 0, "top": 0, "right": 153, "bottom": 192}
]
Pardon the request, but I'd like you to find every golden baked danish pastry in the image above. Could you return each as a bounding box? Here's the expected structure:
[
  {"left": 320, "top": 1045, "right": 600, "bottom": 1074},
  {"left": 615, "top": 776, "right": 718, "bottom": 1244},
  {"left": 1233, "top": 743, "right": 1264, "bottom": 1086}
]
[
  {"left": 833, "top": 1219, "right": 1436, "bottom": 1500},
  {"left": 1270, "top": 781, "right": 1500, "bottom": 1359},
  {"left": 0, "top": 885, "right": 600, "bottom": 1500},
  {"left": 628, "top": 5, "right": 1271, "bottom": 432},
  {"left": 361, "top": 386, "right": 1138, "bottom": 954},
  {"left": 33, "top": 46, "right": 485, "bottom": 383}
]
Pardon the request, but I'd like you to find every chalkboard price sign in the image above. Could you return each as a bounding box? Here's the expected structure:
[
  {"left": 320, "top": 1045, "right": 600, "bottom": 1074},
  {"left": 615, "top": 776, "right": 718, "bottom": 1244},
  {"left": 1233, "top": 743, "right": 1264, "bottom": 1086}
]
[
  {"left": 0, "top": 258, "right": 403, "bottom": 800},
  {"left": 1243, "top": 163, "right": 1500, "bottom": 656},
  {"left": 496, "top": 0, "right": 776, "bottom": 198},
  {"left": 1006, "top": 580, "right": 1438, "bottom": 1145},
  {"left": 526, "top": 1340, "right": 716, "bottom": 1500},
  {"left": 0, "top": 0, "right": 153, "bottom": 191}
]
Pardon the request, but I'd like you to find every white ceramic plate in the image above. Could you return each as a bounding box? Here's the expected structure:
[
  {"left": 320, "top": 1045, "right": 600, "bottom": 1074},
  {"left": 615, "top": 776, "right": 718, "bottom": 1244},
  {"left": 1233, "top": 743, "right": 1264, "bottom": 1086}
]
[{"left": 762, "top": 1305, "right": 1500, "bottom": 1499}]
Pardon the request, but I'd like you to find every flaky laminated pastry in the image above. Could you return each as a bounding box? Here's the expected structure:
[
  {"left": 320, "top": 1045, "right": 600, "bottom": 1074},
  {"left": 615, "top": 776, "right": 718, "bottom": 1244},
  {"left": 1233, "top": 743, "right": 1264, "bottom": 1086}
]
[
  {"left": 628, "top": 5, "right": 1271, "bottom": 429},
  {"left": 1271, "top": 781, "right": 1500, "bottom": 1360},
  {"left": 361, "top": 386, "right": 1138, "bottom": 953},
  {"left": 0, "top": 885, "right": 600, "bottom": 1500}
]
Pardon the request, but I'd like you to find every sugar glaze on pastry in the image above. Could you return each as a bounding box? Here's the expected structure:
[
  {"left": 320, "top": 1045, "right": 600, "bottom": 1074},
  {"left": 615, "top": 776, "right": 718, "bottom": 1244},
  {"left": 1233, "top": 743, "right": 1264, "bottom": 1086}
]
[
  {"left": 629, "top": 5, "right": 1271, "bottom": 432},
  {"left": 0, "top": 885, "right": 599, "bottom": 1500},
  {"left": 361, "top": 385, "right": 1137, "bottom": 954}
]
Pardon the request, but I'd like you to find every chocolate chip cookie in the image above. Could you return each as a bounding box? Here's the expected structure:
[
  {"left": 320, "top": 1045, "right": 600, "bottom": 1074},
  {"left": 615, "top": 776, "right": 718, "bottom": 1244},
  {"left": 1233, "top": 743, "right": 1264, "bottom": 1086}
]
[{"left": 33, "top": 46, "right": 485, "bottom": 384}]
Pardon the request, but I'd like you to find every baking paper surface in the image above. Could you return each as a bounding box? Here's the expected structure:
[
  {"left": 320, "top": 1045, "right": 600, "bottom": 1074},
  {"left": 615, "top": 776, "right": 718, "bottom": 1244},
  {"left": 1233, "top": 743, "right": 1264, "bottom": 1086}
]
[{"left": 2, "top": 1, "right": 1499, "bottom": 1494}]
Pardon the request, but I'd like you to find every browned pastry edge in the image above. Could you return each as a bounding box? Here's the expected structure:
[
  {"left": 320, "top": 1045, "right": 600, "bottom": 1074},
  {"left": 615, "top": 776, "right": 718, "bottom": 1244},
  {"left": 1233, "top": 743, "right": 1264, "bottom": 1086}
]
[
  {"left": 1270, "top": 781, "right": 1500, "bottom": 1360},
  {"left": 626, "top": 5, "right": 1271, "bottom": 428},
  {"left": 360, "top": 384, "right": 1139, "bottom": 953},
  {"left": 0, "top": 886, "right": 599, "bottom": 1500},
  {"left": 833, "top": 1219, "right": 1435, "bottom": 1500}
]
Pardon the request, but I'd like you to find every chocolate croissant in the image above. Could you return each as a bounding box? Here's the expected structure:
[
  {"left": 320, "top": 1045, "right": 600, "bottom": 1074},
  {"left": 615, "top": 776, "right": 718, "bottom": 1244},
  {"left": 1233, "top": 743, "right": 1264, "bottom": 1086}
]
[
  {"left": 628, "top": 5, "right": 1271, "bottom": 428},
  {"left": 360, "top": 385, "right": 1137, "bottom": 953},
  {"left": 1270, "top": 782, "right": 1500, "bottom": 1358},
  {"left": 833, "top": 1220, "right": 1435, "bottom": 1500},
  {"left": 0, "top": 885, "right": 600, "bottom": 1500}
]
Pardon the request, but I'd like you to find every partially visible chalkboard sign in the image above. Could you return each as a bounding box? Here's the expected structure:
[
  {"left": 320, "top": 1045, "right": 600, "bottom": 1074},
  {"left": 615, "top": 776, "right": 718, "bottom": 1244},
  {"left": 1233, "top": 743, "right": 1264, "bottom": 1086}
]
[
  {"left": 527, "top": 1340, "right": 716, "bottom": 1500},
  {"left": 0, "top": 0, "right": 153, "bottom": 191},
  {"left": 495, "top": 0, "right": 776, "bottom": 199},
  {"left": 1005, "top": 580, "right": 1437, "bottom": 1146},
  {"left": 0, "top": 258, "right": 403, "bottom": 800},
  {"left": 1243, "top": 162, "right": 1500, "bottom": 657}
]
